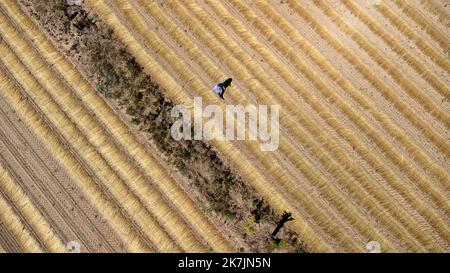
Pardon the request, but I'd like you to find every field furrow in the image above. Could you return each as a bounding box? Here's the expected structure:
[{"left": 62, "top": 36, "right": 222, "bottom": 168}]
[
  {"left": 0, "top": 187, "right": 42, "bottom": 252},
  {"left": 393, "top": 0, "right": 450, "bottom": 53},
  {"left": 0, "top": 224, "right": 20, "bottom": 253},
  {"left": 0, "top": 94, "right": 126, "bottom": 252},
  {"left": 0, "top": 161, "right": 66, "bottom": 252},
  {"left": 417, "top": 0, "right": 450, "bottom": 29},
  {"left": 286, "top": 1, "right": 450, "bottom": 159},
  {"left": 312, "top": 1, "right": 450, "bottom": 132},
  {"left": 340, "top": 0, "right": 449, "bottom": 100}
]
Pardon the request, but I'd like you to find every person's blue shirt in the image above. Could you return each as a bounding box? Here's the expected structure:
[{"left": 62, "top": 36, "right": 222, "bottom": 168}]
[{"left": 213, "top": 83, "right": 224, "bottom": 95}]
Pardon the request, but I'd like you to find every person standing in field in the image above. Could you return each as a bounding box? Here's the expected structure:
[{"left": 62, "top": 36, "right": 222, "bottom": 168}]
[{"left": 213, "top": 78, "right": 232, "bottom": 100}]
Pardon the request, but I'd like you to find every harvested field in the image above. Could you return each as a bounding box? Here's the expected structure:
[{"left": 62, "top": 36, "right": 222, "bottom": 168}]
[
  {"left": 0, "top": 97, "right": 123, "bottom": 252},
  {"left": 0, "top": 0, "right": 448, "bottom": 253}
]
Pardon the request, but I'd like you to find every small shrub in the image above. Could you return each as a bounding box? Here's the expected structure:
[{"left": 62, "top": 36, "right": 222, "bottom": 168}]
[
  {"left": 271, "top": 239, "right": 287, "bottom": 249},
  {"left": 243, "top": 216, "right": 256, "bottom": 236}
]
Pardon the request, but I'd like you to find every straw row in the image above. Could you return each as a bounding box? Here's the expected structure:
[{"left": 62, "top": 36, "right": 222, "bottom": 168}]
[
  {"left": 0, "top": 178, "right": 42, "bottom": 252},
  {"left": 0, "top": 161, "right": 66, "bottom": 252},
  {"left": 375, "top": 3, "right": 450, "bottom": 74},
  {"left": 312, "top": 0, "right": 450, "bottom": 130},
  {"left": 88, "top": 0, "right": 336, "bottom": 252},
  {"left": 393, "top": 0, "right": 450, "bottom": 53},
  {"left": 0, "top": 194, "right": 43, "bottom": 252},
  {"left": 340, "top": 0, "right": 449, "bottom": 99},
  {"left": 304, "top": 2, "right": 450, "bottom": 184},
  {"left": 248, "top": 0, "right": 450, "bottom": 191}
]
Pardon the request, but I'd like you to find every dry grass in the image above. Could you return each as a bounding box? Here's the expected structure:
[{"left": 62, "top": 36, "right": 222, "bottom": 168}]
[
  {"left": 0, "top": 162, "right": 66, "bottom": 252},
  {"left": 0, "top": 182, "right": 42, "bottom": 252},
  {"left": 0, "top": 57, "right": 151, "bottom": 253}
]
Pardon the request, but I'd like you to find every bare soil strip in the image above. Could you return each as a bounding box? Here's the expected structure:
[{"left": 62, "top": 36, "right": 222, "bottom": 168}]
[{"left": 0, "top": 223, "right": 22, "bottom": 252}]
